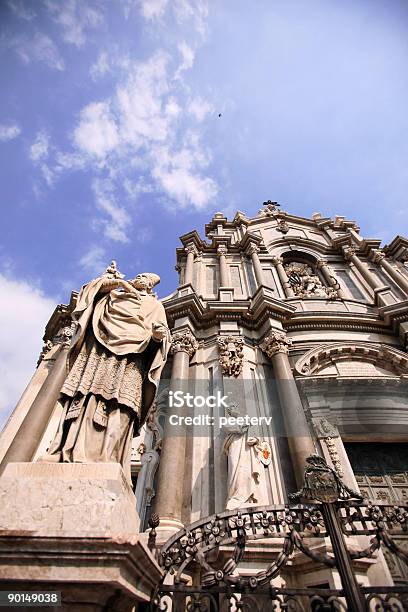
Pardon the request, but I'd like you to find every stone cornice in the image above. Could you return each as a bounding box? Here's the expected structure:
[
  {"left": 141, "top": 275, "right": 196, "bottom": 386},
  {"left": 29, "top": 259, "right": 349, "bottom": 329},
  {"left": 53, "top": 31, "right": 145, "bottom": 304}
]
[
  {"left": 378, "top": 300, "right": 408, "bottom": 330},
  {"left": 163, "top": 287, "right": 295, "bottom": 331},
  {"left": 178, "top": 230, "right": 208, "bottom": 251},
  {"left": 383, "top": 235, "right": 408, "bottom": 259}
]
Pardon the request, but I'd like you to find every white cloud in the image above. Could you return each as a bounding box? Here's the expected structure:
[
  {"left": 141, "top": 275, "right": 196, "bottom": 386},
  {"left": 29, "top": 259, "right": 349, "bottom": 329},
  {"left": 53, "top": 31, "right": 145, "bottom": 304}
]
[
  {"left": 187, "top": 96, "right": 214, "bottom": 121},
  {"left": 139, "top": 0, "right": 168, "bottom": 20},
  {"left": 74, "top": 101, "right": 119, "bottom": 158},
  {"left": 79, "top": 245, "right": 107, "bottom": 276},
  {"left": 0, "top": 274, "right": 55, "bottom": 428},
  {"left": 0, "top": 122, "right": 21, "bottom": 142},
  {"left": 175, "top": 41, "right": 195, "bottom": 79},
  {"left": 30, "top": 130, "right": 49, "bottom": 161},
  {"left": 117, "top": 51, "right": 170, "bottom": 145},
  {"left": 7, "top": 0, "right": 36, "bottom": 20},
  {"left": 12, "top": 31, "right": 65, "bottom": 71},
  {"left": 92, "top": 178, "right": 131, "bottom": 243},
  {"left": 45, "top": 0, "right": 104, "bottom": 48},
  {"left": 90, "top": 51, "right": 110, "bottom": 80},
  {"left": 174, "top": 0, "right": 208, "bottom": 39}
]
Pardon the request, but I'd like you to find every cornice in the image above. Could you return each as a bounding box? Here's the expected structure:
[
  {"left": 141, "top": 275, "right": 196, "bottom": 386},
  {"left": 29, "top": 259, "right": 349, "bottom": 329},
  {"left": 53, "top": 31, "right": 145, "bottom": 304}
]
[{"left": 383, "top": 235, "right": 408, "bottom": 259}]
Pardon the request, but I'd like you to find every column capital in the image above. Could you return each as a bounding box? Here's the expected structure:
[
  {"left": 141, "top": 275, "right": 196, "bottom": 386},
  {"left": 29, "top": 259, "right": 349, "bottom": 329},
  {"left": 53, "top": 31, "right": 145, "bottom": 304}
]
[
  {"left": 170, "top": 330, "right": 198, "bottom": 358},
  {"left": 260, "top": 329, "right": 292, "bottom": 359},
  {"left": 271, "top": 255, "right": 283, "bottom": 266},
  {"left": 246, "top": 243, "right": 260, "bottom": 257},
  {"left": 185, "top": 243, "right": 198, "bottom": 256},
  {"left": 342, "top": 246, "right": 357, "bottom": 261},
  {"left": 316, "top": 258, "right": 327, "bottom": 270},
  {"left": 217, "top": 244, "right": 228, "bottom": 258},
  {"left": 369, "top": 248, "right": 386, "bottom": 264}
]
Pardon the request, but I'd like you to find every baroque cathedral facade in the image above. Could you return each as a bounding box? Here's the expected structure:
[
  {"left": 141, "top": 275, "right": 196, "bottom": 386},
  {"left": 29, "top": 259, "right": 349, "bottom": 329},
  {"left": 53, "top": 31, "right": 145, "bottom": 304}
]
[{"left": 1, "top": 202, "right": 408, "bottom": 609}]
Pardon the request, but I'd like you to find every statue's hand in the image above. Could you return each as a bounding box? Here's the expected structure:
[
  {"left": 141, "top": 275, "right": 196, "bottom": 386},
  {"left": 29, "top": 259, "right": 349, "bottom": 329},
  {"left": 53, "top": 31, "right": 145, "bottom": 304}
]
[
  {"left": 247, "top": 436, "right": 259, "bottom": 446},
  {"left": 152, "top": 323, "right": 167, "bottom": 341}
]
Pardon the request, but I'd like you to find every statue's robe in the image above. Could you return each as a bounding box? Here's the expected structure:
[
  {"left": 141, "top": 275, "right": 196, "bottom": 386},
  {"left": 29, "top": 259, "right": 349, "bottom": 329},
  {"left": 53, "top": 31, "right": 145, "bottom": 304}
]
[
  {"left": 42, "top": 278, "right": 169, "bottom": 483},
  {"left": 223, "top": 427, "right": 268, "bottom": 510}
]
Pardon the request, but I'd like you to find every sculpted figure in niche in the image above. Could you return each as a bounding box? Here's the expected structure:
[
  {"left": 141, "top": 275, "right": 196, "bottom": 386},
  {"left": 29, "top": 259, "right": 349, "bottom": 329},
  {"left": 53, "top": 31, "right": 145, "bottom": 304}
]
[
  {"left": 222, "top": 403, "right": 268, "bottom": 510},
  {"left": 39, "top": 265, "right": 170, "bottom": 484}
]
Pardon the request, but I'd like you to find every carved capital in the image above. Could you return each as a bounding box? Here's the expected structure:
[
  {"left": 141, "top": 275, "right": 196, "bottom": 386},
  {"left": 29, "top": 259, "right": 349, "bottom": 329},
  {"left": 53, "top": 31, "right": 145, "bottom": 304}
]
[
  {"left": 271, "top": 255, "right": 283, "bottom": 266},
  {"left": 343, "top": 246, "right": 357, "bottom": 261},
  {"left": 37, "top": 340, "right": 54, "bottom": 366},
  {"left": 170, "top": 330, "right": 198, "bottom": 358},
  {"left": 217, "top": 335, "right": 244, "bottom": 377},
  {"left": 217, "top": 245, "right": 228, "bottom": 258},
  {"left": 316, "top": 259, "right": 327, "bottom": 270},
  {"left": 52, "top": 320, "right": 77, "bottom": 349},
  {"left": 370, "top": 249, "right": 385, "bottom": 264},
  {"left": 185, "top": 243, "right": 198, "bottom": 256},
  {"left": 246, "top": 243, "right": 260, "bottom": 257},
  {"left": 260, "top": 330, "right": 292, "bottom": 359}
]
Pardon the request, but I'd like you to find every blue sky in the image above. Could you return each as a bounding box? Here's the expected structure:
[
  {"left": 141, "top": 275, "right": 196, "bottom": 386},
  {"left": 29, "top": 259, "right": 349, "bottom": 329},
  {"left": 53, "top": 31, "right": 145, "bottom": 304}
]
[{"left": 1, "top": 0, "right": 408, "bottom": 423}]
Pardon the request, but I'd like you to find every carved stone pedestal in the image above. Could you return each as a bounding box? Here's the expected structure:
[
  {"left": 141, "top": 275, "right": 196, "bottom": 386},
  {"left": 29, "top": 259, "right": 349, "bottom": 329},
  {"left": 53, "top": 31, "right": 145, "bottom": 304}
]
[{"left": 0, "top": 463, "right": 163, "bottom": 610}]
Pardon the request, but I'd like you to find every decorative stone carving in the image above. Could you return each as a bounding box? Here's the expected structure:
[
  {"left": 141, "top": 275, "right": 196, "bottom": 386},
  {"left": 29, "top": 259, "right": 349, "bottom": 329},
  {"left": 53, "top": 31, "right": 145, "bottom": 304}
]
[
  {"left": 185, "top": 243, "right": 197, "bottom": 256},
  {"left": 343, "top": 246, "right": 357, "bottom": 261},
  {"left": 370, "top": 249, "right": 386, "bottom": 264},
  {"left": 217, "top": 335, "right": 244, "bottom": 377},
  {"left": 271, "top": 255, "right": 283, "bottom": 266},
  {"left": 37, "top": 340, "right": 54, "bottom": 366},
  {"left": 55, "top": 321, "right": 78, "bottom": 348},
  {"left": 170, "top": 329, "right": 198, "bottom": 358},
  {"left": 312, "top": 417, "right": 339, "bottom": 438},
  {"left": 260, "top": 329, "right": 292, "bottom": 358},
  {"left": 284, "top": 262, "right": 335, "bottom": 299},
  {"left": 312, "top": 417, "right": 343, "bottom": 476},
  {"left": 246, "top": 243, "right": 260, "bottom": 256},
  {"left": 276, "top": 217, "right": 289, "bottom": 234},
  {"left": 217, "top": 245, "right": 228, "bottom": 258},
  {"left": 258, "top": 200, "right": 281, "bottom": 216}
]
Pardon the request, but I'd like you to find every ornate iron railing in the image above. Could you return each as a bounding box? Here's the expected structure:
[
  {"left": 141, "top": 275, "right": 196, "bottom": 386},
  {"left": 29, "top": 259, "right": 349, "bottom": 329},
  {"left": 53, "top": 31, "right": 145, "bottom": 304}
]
[{"left": 150, "top": 456, "right": 408, "bottom": 611}]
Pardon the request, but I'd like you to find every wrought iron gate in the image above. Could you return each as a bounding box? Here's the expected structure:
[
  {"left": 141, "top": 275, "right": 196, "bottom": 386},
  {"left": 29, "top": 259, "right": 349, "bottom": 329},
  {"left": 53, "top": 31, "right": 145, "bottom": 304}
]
[{"left": 149, "top": 456, "right": 408, "bottom": 611}]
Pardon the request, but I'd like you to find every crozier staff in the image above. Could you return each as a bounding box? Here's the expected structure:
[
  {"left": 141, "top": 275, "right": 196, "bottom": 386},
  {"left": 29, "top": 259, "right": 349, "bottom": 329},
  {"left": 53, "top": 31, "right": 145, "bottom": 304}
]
[{"left": 39, "top": 267, "right": 170, "bottom": 484}]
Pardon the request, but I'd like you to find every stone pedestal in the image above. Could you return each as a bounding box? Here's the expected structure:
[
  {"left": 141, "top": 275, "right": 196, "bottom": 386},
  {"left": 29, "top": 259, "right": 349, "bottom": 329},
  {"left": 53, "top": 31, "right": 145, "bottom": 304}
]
[{"left": 0, "top": 463, "right": 163, "bottom": 610}]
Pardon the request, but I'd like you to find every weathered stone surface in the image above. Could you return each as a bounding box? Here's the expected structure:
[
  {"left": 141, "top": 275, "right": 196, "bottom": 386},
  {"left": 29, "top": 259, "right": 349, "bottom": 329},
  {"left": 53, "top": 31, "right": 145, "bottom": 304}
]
[{"left": 0, "top": 462, "right": 140, "bottom": 535}]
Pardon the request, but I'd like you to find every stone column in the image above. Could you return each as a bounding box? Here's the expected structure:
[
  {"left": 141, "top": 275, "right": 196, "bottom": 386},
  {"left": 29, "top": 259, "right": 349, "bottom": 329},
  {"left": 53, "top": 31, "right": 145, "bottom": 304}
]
[
  {"left": 247, "top": 244, "right": 264, "bottom": 287},
  {"left": 217, "top": 245, "right": 230, "bottom": 287},
  {"left": 316, "top": 259, "right": 346, "bottom": 299},
  {"left": 271, "top": 256, "right": 295, "bottom": 297},
  {"left": 371, "top": 249, "right": 408, "bottom": 296},
  {"left": 0, "top": 343, "right": 70, "bottom": 475},
  {"left": 184, "top": 244, "right": 196, "bottom": 285},
  {"left": 154, "top": 329, "right": 198, "bottom": 532},
  {"left": 260, "top": 330, "right": 315, "bottom": 489},
  {"left": 343, "top": 246, "right": 383, "bottom": 291}
]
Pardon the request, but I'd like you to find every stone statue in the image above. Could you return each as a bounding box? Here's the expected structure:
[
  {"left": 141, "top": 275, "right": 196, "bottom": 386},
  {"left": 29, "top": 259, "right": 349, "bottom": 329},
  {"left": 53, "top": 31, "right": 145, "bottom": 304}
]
[
  {"left": 39, "top": 268, "right": 170, "bottom": 484},
  {"left": 222, "top": 403, "right": 267, "bottom": 510}
]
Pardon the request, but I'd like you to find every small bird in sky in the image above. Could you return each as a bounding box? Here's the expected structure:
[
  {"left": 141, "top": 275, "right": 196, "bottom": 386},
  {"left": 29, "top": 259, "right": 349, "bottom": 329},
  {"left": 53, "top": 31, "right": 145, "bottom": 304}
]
[{"left": 218, "top": 113, "right": 222, "bottom": 117}]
